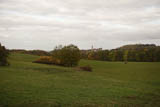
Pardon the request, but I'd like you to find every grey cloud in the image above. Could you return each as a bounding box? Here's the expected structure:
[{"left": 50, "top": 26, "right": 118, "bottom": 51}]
[{"left": 0, "top": 0, "right": 160, "bottom": 50}]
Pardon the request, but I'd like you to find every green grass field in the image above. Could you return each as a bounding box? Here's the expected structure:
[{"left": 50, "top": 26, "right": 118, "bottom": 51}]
[{"left": 0, "top": 53, "right": 160, "bottom": 107}]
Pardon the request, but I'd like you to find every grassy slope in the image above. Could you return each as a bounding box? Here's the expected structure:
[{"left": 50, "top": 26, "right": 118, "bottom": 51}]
[{"left": 0, "top": 53, "right": 160, "bottom": 107}]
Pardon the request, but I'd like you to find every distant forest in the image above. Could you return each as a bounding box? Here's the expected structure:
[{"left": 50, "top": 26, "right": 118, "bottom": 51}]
[{"left": 10, "top": 44, "right": 160, "bottom": 62}]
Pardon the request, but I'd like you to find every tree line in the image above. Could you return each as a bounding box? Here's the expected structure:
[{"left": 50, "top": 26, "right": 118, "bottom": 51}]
[
  {"left": 10, "top": 49, "right": 50, "bottom": 56},
  {"left": 1, "top": 43, "right": 160, "bottom": 67},
  {"left": 81, "top": 44, "right": 160, "bottom": 62},
  {"left": 9, "top": 44, "right": 160, "bottom": 62}
]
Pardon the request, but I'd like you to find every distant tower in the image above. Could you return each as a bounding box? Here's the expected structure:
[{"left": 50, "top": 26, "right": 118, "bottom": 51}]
[{"left": 91, "top": 45, "right": 94, "bottom": 49}]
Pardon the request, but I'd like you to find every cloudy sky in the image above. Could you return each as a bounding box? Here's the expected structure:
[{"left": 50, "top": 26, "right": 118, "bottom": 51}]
[{"left": 0, "top": 0, "right": 160, "bottom": 50}]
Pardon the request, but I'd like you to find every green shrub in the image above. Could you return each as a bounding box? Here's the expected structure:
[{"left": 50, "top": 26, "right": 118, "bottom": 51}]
[{"left": 52, "top": 44, "right": 80, "bottom": 67}]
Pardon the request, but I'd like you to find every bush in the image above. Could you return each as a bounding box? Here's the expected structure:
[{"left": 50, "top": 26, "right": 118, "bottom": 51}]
[
  {"left": 80, "top": 65, "right": 92, "bottom": 72},
  {"left": 34, "top": 44, "right": 80, "bottom": 67},
  {"left": 33, "top": 56, "right": 54, "bottom": 64},
  {"left": 52, "top": 44, "right": 80, "bottom": 67},
  {"left": 33, "top": 56, "right": 61, "bottom": 65},
  {"left": 0, "top": 43, "right": 9, "bottom": 66}
]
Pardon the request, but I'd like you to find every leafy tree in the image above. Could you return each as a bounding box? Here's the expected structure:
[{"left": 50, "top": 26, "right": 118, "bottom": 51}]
[
  {"left": 0, "top": 43, "right": 9, "bottom": 66},
  {"left": 115, "top": 50, "right": 123, "bottom": 61},
  {"left": 97, "top": 50, "right": 110, "bottom": 61},
  {"left": 88, "top": 51, "right": 95, "bottom": 60},
  {"left": 109, "top": 50, "right": 116, "bottom": 61},
  {"left": 123, "top": 50, "right": 128, "bottom": 64}
]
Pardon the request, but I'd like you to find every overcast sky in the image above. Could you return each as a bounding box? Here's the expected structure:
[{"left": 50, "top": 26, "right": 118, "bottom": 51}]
[{"left": 0, "top": 0, "right": 160, "bottom": 50}]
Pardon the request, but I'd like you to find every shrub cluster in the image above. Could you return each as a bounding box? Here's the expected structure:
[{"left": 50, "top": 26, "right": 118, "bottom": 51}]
[
  {"left": 0, "top": 43, "right": 9, "bottom": 66},
  {"left": 34, "top": 44, "right": 81, "bottom": 67},
  {"left": 52, "top": 44, "right": 80, "bottom": 67},
  {"left": 33, "top": 56, "right": 61, "bottom": 65}
]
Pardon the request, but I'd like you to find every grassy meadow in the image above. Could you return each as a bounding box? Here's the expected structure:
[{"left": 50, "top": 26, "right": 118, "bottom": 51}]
[{"left": 0, "top": 53, "right": 160, "bottom": 106}]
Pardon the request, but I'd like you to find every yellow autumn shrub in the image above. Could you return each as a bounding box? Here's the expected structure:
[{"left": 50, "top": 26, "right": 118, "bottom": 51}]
[{"left": 33, "top": 56, "right": 62, "bottom": 65}]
